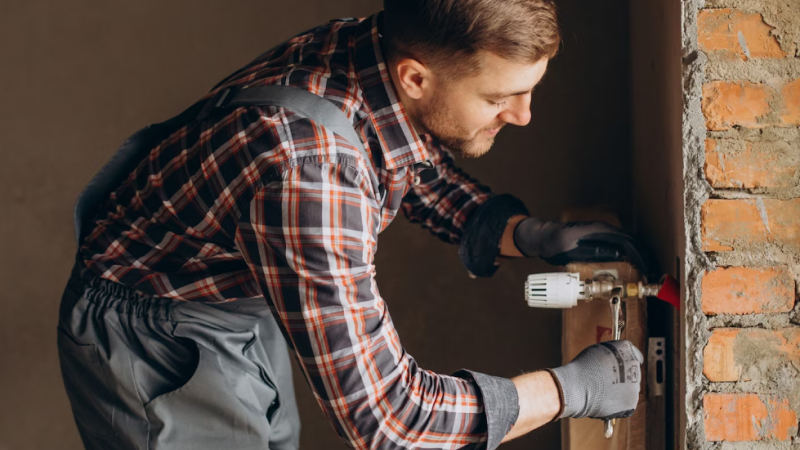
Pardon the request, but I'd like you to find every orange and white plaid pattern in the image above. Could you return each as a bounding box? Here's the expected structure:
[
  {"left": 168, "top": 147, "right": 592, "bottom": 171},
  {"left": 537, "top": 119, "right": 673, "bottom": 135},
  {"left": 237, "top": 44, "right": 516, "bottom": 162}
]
[{"left": 80, "top": 14, "right": 501, "bottom": 449}]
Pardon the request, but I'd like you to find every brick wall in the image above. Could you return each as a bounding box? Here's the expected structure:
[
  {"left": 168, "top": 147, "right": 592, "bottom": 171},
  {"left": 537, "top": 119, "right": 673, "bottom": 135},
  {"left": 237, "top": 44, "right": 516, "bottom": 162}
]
[{"left": 690, "top": 0, "right": 800, "bottom": 445}]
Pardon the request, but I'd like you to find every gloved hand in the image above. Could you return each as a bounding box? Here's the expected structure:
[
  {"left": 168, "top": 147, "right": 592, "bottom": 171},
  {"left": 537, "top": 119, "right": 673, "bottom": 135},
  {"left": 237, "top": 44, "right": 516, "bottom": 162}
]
[
  {"left": 513, "top": 218, "right": 651, "bottom": 276},
  {"left": 550, "top": 340, "right": 644, "bottom": 420}
]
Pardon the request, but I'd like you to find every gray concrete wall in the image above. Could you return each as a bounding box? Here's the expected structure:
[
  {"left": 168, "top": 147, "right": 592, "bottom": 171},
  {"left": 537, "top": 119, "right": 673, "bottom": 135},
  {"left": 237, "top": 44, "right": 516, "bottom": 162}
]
[
  {"left": 681, "top": 0, "right": 710, "bottom": 445},
  {"left": 0, "top": 1, "right": 632, "bottom": 449}
]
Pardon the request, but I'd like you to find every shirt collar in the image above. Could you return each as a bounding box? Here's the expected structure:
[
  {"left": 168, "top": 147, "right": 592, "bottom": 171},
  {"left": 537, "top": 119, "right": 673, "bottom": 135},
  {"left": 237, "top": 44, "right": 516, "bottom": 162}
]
[{"left": 353, "top": 12, "right": 431, "bottom": 170}]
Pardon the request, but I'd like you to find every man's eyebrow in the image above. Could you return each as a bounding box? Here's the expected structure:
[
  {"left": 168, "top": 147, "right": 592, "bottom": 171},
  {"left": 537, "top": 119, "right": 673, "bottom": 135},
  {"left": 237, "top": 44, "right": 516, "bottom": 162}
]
[
  {"left": 483, "top": 66, "right": 549, "bottom": 98},
  {"left": 482, "top": 87, "right": 535, "bottom": 98}
]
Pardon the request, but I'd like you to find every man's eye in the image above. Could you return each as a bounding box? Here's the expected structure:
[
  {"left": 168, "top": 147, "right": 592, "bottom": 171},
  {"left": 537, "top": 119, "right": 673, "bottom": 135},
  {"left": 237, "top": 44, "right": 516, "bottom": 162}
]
[{"left": 490, "top": 100, "right": 507, "bottom": 108}]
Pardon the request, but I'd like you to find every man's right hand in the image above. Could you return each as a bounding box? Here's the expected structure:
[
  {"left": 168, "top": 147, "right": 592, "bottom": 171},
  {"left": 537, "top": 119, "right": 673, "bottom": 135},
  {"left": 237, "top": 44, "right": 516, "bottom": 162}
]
[{"left": 551, "top": 340, "right": 644, "bottom": 420}]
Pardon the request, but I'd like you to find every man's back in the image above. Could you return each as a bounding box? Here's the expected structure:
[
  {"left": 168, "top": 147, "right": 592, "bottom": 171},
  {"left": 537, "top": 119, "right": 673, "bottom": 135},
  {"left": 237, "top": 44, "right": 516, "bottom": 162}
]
[{"left": 78, "top": 16, "right": 451, "bottom": 302}]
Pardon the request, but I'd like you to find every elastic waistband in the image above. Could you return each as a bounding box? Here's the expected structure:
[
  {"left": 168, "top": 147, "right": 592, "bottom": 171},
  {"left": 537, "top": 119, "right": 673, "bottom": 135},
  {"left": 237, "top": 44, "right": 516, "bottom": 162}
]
[
  {"left": 68, "top": 261, "right": 176, "bottom": 321},
  {"left": 67, "top": 260, "right": 274, "bottom": 329}
]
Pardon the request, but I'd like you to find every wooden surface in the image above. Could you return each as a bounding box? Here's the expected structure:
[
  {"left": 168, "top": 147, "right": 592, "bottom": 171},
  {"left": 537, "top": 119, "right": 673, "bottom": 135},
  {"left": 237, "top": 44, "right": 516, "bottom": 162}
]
[{"left": 561, "top": 261, "right": 648, "bottom": 450}]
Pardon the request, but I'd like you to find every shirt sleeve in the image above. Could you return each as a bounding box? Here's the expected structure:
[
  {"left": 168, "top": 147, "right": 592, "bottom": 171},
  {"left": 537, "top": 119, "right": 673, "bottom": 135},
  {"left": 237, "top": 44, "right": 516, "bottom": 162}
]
[
  {"left": 400, "top": 138, "right": 493, "bottom": 245},
  {"left": 401, "top": 139, "right": 529, "bottom": 278},
  {"left": 235, "top": 158, "right": 518, "bottom": 450}
]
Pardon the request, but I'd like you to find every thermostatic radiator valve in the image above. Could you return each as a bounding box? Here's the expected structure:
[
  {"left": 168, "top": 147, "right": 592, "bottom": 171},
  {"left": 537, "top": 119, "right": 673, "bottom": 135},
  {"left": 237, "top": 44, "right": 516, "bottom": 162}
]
[{"left": 525, "top": 272, "right": 677, "bottom": 308}]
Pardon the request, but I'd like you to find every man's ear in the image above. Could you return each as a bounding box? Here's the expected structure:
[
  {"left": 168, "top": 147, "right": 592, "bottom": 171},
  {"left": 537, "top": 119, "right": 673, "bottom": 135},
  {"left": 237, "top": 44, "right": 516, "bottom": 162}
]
[{"left": 393, "top": 58, "right": 430, "bottom": 100}]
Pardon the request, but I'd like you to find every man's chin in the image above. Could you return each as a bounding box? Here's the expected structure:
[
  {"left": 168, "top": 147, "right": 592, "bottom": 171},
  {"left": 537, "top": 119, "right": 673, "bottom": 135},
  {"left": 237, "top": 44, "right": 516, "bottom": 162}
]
[
  {"left": 432, "top": 131, "right": 496, "bottom": 158},
  {"left": 458, "top": 137, "right": 495, "bottom": 158}
]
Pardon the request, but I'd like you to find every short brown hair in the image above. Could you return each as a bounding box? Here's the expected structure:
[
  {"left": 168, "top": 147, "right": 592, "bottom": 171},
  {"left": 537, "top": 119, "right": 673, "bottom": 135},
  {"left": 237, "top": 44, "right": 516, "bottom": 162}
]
[{"left": 383, "top": 0, "right": 561, "bottom": 78}]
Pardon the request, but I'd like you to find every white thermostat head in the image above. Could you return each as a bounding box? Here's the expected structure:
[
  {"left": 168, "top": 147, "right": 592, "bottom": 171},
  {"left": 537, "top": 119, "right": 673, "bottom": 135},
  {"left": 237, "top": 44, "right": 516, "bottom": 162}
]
[{"left": 525, "top": 273, "right": 589, "bottom": 308}]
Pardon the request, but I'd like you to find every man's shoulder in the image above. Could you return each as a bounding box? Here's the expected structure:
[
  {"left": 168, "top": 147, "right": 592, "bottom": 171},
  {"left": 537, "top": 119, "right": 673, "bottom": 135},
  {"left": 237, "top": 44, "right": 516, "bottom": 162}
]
[
  {"left": 215, "top": 21, "right": 367, "bottom": 147},
  {"left": 169, "top": 19, "right": 374, "bottom": 188},
  {"left": 217, "top": 19, "right": 363, "bottom": 100}
]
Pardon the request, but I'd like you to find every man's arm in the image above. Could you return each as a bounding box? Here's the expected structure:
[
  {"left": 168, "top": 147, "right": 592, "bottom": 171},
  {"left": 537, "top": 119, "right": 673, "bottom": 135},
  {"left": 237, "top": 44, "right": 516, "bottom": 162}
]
[
  {"left": 400, "top": 137, "right": 494, "bottom": 244},
  {"left": 502, "top": 371, "right": 561, "bottom": 443},
  {"left": 236, "top": 156, "right": 523, "bottom": 449},
  {"left": 401, "top": 138, "right": 530, "bottom": 277},
  {"left": 500, "top": 215, "right": 527, "bottom": 258}
]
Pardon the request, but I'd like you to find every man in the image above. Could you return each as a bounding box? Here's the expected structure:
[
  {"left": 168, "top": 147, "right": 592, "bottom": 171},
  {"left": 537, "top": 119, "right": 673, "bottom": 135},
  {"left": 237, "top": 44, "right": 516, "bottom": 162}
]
[{"left": 58, "top": 1, "right": 646, "bottom": 449}]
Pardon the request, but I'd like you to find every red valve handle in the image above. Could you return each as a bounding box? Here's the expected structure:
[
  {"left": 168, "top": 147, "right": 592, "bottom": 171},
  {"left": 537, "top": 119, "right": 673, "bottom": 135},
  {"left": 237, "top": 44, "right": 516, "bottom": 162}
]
[{"left": 656, "top": 274, "right": 680, "bottom": 309}]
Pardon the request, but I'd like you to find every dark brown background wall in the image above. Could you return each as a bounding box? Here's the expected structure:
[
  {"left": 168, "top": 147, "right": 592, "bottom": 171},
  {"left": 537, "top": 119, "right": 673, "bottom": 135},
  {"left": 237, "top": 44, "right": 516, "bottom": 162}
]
[
  {"left": 629, "top": 0, "right": 684, "bottom": 446},
  {"left": 0, "top": 1, "right": 633, "bottom": 449}
]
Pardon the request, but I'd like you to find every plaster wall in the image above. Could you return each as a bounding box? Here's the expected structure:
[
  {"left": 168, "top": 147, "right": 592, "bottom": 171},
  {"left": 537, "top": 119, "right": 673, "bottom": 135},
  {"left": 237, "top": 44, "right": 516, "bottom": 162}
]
[{"left": 682, "top": 0, "right": 800, "bottom": 447}]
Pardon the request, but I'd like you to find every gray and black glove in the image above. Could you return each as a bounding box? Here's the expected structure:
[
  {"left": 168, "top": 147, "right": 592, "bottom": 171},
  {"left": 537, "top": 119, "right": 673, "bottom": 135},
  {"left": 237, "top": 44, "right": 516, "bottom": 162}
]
[
  {"left": 550, "top": 340, "right": 644, "bottom": 420},
  {"left": 513, "top": 218, "right": 652, "bottom": 277}
]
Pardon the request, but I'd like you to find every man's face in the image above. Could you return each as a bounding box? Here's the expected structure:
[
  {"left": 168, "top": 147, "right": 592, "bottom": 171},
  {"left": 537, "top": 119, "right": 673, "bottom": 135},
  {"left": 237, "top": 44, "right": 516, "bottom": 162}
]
[{"left": 411, "top": 52, "right": 549, "bottom": 158}]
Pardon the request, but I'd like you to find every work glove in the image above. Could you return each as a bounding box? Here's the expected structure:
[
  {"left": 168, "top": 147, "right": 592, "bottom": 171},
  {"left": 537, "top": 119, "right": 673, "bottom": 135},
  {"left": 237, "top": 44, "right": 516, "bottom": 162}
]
[
  {"left": 550, "top": 340, "right": 644, "bottom": 419},
  {"left": 513, "top": 218, "right": 651, "bottom": 276}
]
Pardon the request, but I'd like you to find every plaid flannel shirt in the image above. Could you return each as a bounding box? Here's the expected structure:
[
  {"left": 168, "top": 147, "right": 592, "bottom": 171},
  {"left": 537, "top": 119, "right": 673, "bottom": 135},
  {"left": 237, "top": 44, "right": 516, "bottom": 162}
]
[{"left": 80, "top": 13, "right": 527, "bottom": 450}]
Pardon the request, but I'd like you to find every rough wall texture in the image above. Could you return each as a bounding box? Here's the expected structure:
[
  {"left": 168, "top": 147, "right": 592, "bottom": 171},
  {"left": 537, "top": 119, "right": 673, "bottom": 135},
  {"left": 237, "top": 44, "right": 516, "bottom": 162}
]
[{"left": 684, "top": 0, "right": 800, "bottom": 447}]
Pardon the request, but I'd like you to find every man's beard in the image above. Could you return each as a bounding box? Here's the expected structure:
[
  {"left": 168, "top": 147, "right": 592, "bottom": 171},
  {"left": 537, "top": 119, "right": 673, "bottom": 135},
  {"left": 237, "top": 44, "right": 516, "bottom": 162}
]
[{"left": 415, "top": 94, "right": 504, "bottom": 158}]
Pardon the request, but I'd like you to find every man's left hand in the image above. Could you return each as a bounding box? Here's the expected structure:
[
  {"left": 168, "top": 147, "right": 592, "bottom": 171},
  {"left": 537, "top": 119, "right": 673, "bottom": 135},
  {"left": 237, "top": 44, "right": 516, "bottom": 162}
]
[{"left": 513, "top": 218, "right": 652, "bottom": 277}]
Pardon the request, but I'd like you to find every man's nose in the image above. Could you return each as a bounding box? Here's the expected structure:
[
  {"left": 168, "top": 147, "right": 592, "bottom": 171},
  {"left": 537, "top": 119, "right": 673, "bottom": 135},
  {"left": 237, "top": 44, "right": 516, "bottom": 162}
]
[{"left": 499, "top": 96, "right": 531, "bottom": 127}]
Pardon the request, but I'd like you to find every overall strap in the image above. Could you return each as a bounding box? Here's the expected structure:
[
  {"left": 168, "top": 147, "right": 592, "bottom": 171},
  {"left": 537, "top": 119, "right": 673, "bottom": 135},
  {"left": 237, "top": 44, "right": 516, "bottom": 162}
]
[
  {"left": 74, "top": 85, "right": 382, "bottom": 245},
  {"left": 198, "top": 85, "right": 380, "bottom": 196}
]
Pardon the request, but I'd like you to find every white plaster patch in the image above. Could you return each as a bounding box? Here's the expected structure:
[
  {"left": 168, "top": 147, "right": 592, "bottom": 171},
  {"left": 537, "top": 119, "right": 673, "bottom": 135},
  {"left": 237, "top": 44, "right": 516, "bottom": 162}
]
[
  {"left": 738, "top": 30, "right": 752, "bottom": 60},
  {"left": 755, "top": 197, "right": 772, "bottom": 234}
]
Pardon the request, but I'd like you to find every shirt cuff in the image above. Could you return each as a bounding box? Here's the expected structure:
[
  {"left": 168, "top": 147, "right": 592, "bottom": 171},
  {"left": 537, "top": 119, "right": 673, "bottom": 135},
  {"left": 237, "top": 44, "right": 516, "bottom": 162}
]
[
  {"left": 453, "top": 369, "right": 520, "bottom": 450},
  {"left": 458, "top": 194, "right": 529, "bottom": 278}
]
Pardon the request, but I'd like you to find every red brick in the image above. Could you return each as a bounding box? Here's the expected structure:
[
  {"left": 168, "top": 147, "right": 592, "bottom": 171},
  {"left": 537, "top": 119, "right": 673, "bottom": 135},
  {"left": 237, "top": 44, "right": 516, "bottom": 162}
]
[
  {"left": 701, "top": 198, "right": 800, "bottom": 252},
  {"left": 704, "top": 138, "right": 798, "bottom": 189},
  {"left": 701, "top": 267, "right": 795, "bottom": 315},
  {"left": 703, "top": 81, "right": 773, "bottom": 130},
  {"left": 702, "top": 80, "right": 800, "bottom": 130},
  {"left": 705, "top": 329, "right": 741, "bottom": 381},
  {"left": 698, "top": 9, "right": 786, "bottom": 60},
  {"left": 704, "top": 393, "right": 797, "bottom": 441},
  {"left": 783, "top": 78, "right": 800, "bottom": 125},
  {"left": 704, "top": 328, "right": 800, "bottom": 381}
]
